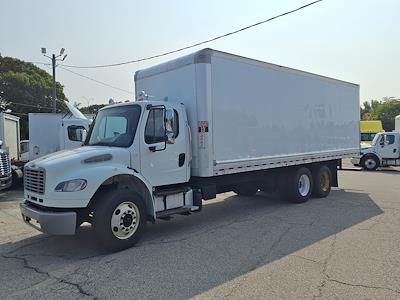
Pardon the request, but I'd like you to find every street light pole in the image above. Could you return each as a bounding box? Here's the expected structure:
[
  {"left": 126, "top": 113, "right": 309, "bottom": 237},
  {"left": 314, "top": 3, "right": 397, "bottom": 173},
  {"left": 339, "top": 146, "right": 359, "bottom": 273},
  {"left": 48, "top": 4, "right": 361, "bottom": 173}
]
[
  {"left": 52, "top": 54, "right": 56, "bottom": 113},
  {"left": 41, "top": 48, "right": 67, "bottom": 113}
]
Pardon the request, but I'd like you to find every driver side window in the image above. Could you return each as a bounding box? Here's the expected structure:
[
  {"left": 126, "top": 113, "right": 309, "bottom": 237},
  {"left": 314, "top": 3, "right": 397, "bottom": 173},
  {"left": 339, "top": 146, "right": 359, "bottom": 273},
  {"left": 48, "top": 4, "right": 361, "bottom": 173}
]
[{"left": 145, "top": 108, "right": 165, "bottom": 144}]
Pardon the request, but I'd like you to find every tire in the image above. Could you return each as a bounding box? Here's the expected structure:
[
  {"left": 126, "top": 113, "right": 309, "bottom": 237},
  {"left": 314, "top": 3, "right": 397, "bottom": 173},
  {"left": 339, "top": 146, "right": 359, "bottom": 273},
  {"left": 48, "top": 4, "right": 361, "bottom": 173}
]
[
  {"left": 361, "top": 155, "right": 379, "bottom": 171},
  {"left": 279, "top": 167, "right": 313, "bottom": 203},
  {"left": 233, "top": 183, "right": 259, "bottom": 196},
  {"left": 92, "top": 189, "right": 146, "bottom": 252},
  {"left": 312, "top": 165, "right": 332, "bottom": 198}
]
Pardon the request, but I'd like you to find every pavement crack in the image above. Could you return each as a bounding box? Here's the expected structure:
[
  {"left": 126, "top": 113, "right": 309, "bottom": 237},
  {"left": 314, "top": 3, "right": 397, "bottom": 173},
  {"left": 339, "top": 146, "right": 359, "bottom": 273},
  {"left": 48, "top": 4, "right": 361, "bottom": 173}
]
[
  {"left": 59, "top": 277, "right": 95, "bottom": 299},
  {"left": 289, "top": 254, "right": 321, "bottom": 264},
  {"left": 313, "top": 234, "right": 337, "bottom": 299},
  {"left": 2, "top": 254, "right": 51, "bottom": 277},
  {"left": 2, "top": 254, "right": 95, "bottom": 299},
  {"left": 327, "top": 278, "right": 400, "bottom": 295},
  {"left": 248, "top": 225, "right": 293, "bottom": 272}
]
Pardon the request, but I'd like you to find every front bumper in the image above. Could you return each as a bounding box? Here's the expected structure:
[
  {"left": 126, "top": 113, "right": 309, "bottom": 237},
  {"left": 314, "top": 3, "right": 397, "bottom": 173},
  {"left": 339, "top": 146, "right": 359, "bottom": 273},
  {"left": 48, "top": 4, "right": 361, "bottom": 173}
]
[
  {"left": 0, "top": 175, "right": 12, "bottom": 190},
  {"left": 20, "top": 201, "right": 77, "bottom": 235}
]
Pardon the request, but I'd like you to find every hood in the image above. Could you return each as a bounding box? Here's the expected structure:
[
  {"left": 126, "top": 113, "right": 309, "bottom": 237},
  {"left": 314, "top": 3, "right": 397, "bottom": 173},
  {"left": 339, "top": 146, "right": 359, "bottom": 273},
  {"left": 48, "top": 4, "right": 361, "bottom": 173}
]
[
  {"left": 25, "top": 146, "right": 131, "bottom": 172},
  {"left": 360, "top": 144, "right": 372, "bottom": 151}
]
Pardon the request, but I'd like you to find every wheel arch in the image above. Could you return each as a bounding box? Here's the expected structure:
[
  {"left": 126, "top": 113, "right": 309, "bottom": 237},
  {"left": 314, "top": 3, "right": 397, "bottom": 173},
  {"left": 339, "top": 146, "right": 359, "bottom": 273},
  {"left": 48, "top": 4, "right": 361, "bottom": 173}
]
[
  {"left": 88, "top": 173, "right": 155, "bottom": 222},
  {"left": 361, "top": 153, "right": 381, "bottom": 170}
]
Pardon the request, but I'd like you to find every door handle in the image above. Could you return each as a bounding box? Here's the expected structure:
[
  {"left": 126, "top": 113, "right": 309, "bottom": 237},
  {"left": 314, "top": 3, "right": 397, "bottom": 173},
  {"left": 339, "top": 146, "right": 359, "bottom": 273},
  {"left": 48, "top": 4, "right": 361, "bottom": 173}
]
[
  {"left": 394, "top": 149, "right": 397, "bottom": 153},
  {"left": 178, "top": 153, "right": 185, "bottom": 167}
]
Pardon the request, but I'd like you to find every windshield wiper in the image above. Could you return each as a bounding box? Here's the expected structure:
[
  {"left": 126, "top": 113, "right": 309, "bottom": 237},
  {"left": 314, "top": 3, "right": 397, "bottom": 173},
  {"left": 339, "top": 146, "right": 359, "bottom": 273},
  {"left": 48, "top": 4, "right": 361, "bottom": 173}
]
[{"left": 88, "top": 142, "right": 112, "bottom": 146}]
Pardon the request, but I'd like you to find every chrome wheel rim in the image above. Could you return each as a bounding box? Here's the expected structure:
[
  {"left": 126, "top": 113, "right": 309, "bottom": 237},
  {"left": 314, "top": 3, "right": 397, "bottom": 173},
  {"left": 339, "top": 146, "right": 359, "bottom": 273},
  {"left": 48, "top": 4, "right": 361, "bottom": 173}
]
[
  {"left": 365, "top": 158, "right": 376, "bottom": 169},
  {"left": 298, "top": 174, "right": 311, "bottom": 197},
  {"left": 111, "top": 201, "right": 140, "bottom": 240}
]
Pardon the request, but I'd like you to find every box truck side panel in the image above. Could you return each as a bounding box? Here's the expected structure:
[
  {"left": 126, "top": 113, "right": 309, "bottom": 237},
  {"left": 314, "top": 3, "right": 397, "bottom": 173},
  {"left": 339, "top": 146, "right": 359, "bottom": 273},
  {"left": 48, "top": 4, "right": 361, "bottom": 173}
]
[{"left": 210, "top": 54, "right": 359, "bottom": 174}]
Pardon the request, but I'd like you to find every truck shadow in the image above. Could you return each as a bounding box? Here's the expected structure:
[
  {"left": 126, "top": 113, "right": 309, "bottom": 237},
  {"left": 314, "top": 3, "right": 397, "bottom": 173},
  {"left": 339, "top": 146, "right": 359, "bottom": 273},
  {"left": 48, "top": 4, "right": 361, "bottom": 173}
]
[{"left": 1, "top": 189, "right": 383, "bottom": 298}]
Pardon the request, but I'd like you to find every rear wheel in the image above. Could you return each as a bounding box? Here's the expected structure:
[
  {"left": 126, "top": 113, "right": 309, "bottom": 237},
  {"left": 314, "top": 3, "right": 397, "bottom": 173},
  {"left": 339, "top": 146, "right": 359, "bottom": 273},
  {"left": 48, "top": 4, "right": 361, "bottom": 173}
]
[
  {"left": 92, "top": 190, "right": 146, "bottom": 252},
  {"left": 361, "top": 155, "right": 379, "bottom": 171},
  {"left": 312, "top": 165, "right": 332, "bottom": 198},
  {"left": 279, "top": 167, "right": 313, "bottom": 203}
]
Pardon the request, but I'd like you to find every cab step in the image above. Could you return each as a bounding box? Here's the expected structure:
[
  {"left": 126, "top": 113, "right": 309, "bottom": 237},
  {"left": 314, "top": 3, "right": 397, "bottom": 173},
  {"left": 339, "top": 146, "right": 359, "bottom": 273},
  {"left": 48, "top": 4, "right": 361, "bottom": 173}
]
[{"left": 156, "top": 205, "right": 200, "bottom": 220}]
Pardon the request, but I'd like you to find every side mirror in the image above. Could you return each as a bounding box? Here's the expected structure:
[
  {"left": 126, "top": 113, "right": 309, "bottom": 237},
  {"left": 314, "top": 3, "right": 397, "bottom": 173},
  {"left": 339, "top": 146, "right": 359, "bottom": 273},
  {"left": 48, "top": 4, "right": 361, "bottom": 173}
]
[
  {"left": 75, "top": 128, "right": 87, "bottom": 142},
  {"left": 165, "top": 108, "right": 176, "bottom": 144}
]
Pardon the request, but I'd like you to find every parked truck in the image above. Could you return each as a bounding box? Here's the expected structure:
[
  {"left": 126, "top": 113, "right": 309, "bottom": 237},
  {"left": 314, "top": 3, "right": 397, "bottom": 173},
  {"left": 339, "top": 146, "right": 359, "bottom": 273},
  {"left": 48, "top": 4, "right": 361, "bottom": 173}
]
[
  {"left": 351, "top": 130, "right": 400, "bottom": 170},
  {"left": 20, "top": 49, "right": 360, "bottom": 251},
  {"left": 0, "top": 113, "right": 20, "bottom": 190},
  {"left": 28, "top": 112, "right": 89, "bottom": 161}
]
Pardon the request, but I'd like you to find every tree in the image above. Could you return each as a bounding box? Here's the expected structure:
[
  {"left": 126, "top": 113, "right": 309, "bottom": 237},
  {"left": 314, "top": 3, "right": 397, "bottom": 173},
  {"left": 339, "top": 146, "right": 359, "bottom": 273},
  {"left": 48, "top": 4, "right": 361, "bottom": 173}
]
[
  {"left": 360, "top": 98, "right": 400, "bottom": 131},
  {"left": 0, "top": 55, "right": 68, "bottom": 139},
  {"left": 370, "top": 99, "right": 400, "bottom": 131},
  {"left": 79, "top": 104, "right": 107, "bottom": 114}
]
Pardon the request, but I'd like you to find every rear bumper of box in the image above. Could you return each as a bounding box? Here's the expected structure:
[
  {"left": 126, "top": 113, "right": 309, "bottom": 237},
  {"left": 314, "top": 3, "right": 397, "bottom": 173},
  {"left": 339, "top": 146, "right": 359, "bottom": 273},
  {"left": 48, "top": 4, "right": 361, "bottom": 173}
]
[{"left": 20, "top": 201, "right": 77, "bottom": 235}]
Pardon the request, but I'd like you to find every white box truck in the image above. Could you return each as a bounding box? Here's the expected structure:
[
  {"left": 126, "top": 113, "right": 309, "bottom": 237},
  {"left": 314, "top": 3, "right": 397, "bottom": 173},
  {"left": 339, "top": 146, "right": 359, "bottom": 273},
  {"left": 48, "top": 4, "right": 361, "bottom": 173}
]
[
  {"left": 0, "top": 113, "right": 18, "bottom": 190},
  {"left": 351, "top": 114, "right": 400, "bottom": 170},
  {"left": 28, "top": 113, "right": 90, "bottom": 161},
  {"left": 20, "top": 49, "right": 360, "bottom": 251}
]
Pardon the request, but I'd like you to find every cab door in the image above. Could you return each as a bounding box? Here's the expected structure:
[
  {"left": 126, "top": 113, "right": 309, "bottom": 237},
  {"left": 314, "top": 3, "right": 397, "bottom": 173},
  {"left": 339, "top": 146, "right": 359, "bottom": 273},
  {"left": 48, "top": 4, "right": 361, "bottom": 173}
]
[
  {"left": 377, "top": 133, "right": 399, "bottom": 159},
  {"left": 139, "top": 105, "right": 187, "bottom": 187}
]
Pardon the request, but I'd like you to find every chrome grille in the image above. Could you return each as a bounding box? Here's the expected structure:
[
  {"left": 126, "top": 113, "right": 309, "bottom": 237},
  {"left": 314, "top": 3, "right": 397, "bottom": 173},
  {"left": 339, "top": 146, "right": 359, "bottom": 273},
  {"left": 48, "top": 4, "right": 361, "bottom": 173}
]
[
  {"left": 0, "top": 152, "right": 11, "bottom": 177},
  {"left": 24, "top": 167, "right": 45, "bottom": 194}
]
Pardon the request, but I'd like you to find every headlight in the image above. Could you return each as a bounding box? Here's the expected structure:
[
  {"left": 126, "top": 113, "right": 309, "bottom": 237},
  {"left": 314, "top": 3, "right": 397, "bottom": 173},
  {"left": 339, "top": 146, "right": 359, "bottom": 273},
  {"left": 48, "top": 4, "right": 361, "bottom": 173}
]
[{"left": 55, "top": 179, "right": 87, "bottom": 192}]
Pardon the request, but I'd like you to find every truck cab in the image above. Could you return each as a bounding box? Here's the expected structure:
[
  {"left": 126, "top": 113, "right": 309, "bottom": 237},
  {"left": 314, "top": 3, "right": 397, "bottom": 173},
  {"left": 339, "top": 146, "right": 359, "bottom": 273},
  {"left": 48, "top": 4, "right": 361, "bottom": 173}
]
[
  {"left": 20, "top": 101, "right": 195, "bottom": 251},
  {"left": 351, "top": 131, "right": 400, "bottom": 170}
]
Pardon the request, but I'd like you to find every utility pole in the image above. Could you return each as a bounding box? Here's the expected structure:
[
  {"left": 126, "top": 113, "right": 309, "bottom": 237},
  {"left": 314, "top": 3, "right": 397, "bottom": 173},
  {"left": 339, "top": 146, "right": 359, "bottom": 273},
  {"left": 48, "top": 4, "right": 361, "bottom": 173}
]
[
  {"left": 42, "top": 48, "right": 67, "bottom": 113},
  {"left": 52, "top": 54, "right": 56, "bottom": 112}
]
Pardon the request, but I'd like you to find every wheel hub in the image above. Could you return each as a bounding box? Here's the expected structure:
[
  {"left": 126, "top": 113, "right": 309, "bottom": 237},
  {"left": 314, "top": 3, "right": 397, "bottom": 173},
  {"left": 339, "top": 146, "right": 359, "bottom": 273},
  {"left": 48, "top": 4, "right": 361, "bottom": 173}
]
[
  {"left": 122, "top": 213, "right": 133, "bottom": 227},
  {"left": 366, "top": 158, "right": 376, "bottom": 169},
  {"left": 111, "top": 201, "right": 140, "bottom": 240},
  {"left": 298, "top": 174, "right": 311, "bottom": 197}
]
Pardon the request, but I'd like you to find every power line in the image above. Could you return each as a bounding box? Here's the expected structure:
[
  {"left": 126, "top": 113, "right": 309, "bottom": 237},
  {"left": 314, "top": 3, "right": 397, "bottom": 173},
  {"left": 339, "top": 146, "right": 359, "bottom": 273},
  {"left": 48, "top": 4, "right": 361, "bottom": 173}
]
[
  {"left": 29, "top": 61, "right": 134, "bottom": 95},
  {"left": 61, "top": 0, "right": 323, "bottom": 69},
  {"left": 4, "top": 101, "right": 53, "bottom": 110},
  {"left": 58, "top": 66, "right": 133, "bottom": 95}
]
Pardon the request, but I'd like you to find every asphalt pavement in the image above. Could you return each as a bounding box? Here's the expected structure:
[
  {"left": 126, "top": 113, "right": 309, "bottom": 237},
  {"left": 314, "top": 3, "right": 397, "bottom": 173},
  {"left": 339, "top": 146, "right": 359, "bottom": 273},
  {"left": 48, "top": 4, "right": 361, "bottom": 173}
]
[{"left": 0, "top": 164, "right": 399, "bottom": 299}]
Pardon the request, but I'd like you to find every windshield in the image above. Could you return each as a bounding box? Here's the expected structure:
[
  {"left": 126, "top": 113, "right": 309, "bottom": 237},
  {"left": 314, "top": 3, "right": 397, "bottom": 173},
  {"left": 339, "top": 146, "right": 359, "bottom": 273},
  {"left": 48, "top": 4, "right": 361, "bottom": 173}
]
[
  {"left": 360, "top": 133, "right": 376, "bottom": 142},
  {"left": 86, "top": 105, "right": 141, "bottom": 147},
  {"left": 371, "top": 133, "right": 381, "bottom": 146}
]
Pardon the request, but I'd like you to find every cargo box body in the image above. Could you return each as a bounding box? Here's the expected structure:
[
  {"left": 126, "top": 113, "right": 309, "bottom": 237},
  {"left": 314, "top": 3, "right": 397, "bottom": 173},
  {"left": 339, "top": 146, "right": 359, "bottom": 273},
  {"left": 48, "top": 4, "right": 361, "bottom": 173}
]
[{"left": 135, "top": 49, "right": 360, "bottom": 178}]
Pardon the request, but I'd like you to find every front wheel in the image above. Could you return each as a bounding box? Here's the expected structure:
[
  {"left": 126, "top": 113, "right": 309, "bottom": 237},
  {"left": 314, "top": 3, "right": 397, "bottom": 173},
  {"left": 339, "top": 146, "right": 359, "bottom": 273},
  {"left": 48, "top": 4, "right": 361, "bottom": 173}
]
[
  {"left": 361, "top": 155, "right": 379, "bottom": 171},
  {"left": 92, "top": 190, "right": 146, "bottom": 252}
]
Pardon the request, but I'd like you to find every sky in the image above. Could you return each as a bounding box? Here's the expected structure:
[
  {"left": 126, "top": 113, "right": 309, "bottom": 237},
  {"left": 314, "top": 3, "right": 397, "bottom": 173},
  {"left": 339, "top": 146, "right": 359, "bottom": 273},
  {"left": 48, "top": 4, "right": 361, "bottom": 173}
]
[{"left": 1, "top": 0, "right": 399, "bottom": 106}]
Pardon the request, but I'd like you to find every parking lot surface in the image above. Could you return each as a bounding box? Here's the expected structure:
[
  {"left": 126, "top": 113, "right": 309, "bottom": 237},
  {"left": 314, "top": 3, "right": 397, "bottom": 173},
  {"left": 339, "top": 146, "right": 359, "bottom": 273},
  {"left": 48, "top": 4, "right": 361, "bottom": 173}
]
[{"left": 1, "top": 166, "right": 400, "bottom": 299}]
